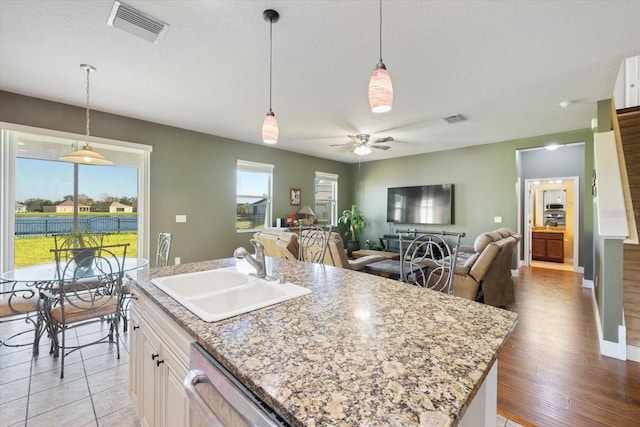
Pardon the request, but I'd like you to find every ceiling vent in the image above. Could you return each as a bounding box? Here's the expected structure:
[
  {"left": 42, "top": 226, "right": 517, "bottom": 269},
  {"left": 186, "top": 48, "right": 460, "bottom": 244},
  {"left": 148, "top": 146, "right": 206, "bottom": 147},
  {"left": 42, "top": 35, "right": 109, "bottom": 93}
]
[
  {"left": 107, "top": 1, "right": 168, "bottom": 44},
  {"left": 444, "top": 114, "right": 466, "bottom": 124}
]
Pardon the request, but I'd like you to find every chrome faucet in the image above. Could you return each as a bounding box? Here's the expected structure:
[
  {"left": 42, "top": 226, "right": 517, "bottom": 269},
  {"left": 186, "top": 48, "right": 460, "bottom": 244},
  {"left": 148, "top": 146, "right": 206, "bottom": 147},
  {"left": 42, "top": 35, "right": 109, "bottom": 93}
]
[{"left": 234, "top": 239, "right": 267, "bottom": 278}]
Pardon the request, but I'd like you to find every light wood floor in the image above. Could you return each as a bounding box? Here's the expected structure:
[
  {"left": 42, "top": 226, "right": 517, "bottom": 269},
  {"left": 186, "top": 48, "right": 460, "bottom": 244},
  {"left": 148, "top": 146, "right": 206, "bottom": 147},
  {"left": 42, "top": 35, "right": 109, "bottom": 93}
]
[{"left": 498, "top": 266, "right": 640, "bottom": 426}]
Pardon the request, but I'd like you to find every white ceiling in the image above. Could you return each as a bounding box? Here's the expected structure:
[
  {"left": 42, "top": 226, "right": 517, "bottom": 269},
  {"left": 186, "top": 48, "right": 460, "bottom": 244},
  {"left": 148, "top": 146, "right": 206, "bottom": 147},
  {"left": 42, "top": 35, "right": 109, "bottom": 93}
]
[{"left": 1, "top": 1, "right": 639, "bottom": 164}]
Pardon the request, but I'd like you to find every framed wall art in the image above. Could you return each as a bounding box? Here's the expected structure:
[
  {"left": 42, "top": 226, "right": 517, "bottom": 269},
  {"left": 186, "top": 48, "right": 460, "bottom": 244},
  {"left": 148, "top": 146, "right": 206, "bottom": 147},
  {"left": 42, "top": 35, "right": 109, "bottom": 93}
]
[{"left": 290, "top": 188, "right": 301, "bottom": 206}]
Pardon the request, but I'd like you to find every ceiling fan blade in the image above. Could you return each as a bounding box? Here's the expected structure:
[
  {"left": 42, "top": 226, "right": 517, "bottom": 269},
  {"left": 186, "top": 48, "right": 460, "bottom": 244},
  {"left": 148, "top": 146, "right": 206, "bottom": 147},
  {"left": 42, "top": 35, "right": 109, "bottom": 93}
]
[
  {"left": 372, "top": 136, "right": 394, "bottom": 144},
  {"left": 330, "top": 142, "right": 357, "bottom": 147},
  {"left": 371, "top": 145, "right": 391, "bottom": 150}
]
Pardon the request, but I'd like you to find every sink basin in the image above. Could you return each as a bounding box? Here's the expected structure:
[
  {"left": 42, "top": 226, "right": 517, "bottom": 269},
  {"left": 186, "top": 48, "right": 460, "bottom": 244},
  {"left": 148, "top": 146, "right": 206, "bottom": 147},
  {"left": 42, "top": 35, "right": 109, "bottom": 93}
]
[{"left": 151, "top": 267, "right": 311, "bottom": 322}]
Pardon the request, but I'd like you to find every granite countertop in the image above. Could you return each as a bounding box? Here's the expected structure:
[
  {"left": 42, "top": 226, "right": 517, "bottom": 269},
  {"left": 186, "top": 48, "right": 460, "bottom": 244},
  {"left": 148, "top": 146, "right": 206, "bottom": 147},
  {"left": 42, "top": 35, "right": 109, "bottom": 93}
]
[
  {"left": 532, "top": 227, "right": 565, "bottom": 233},
  {"left": 132, "top": 257, "right": 518, "bottom": 427}
]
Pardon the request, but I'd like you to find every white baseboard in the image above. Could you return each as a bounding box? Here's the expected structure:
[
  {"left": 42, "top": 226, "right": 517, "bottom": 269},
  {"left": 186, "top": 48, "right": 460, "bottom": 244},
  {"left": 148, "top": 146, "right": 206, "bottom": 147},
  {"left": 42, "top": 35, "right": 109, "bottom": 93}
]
[
  {"left": 590, "top": 289, "right": 627, "bottom": 360},
  {"left": 583, "top": 278, "right": 593, "bottom": 289},
  {"left": 627, "top": 345, "right": 640, "bottom": 362},
  {"left": 511, "top": 269, "right": 519, "bottom": 277}
]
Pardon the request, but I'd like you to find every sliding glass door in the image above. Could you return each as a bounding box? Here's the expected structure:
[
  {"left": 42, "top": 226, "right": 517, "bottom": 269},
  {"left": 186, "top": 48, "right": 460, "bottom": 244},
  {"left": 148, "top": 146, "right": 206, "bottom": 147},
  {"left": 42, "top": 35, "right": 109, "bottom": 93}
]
[{"left": 1, "top": 125, "right": 151, "bottom": 271}]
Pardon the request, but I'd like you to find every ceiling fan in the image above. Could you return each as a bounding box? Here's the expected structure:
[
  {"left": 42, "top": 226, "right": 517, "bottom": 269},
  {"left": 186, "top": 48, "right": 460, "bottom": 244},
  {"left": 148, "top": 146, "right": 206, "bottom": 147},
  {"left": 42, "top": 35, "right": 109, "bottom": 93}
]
[{"left": 330, "top": 134, "right": 394, "bottom": 155}]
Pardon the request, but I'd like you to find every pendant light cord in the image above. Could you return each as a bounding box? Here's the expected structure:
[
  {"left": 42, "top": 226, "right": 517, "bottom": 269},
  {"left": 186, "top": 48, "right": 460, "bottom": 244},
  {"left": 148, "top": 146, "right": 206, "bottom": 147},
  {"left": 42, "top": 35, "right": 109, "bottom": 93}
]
[
  {"left": 378, "top": 0, "right": 383, "bottom": 62},
  {"left": 85, "top": 66, "right": 91, "bottom": 142},
  {"left": 269, "top": 16, "right": 273, "bottom": 112}
]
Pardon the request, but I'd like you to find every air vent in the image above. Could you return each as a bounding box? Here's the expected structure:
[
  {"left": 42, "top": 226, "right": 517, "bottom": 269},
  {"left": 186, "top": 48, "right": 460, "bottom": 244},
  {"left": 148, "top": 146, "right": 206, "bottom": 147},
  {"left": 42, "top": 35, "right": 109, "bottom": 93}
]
[
  {"left": 107, "top": 1, "right": 168, "bottom": 43},
  {"left": 444, "top": 114, "right": 466, "bottom": 124}
]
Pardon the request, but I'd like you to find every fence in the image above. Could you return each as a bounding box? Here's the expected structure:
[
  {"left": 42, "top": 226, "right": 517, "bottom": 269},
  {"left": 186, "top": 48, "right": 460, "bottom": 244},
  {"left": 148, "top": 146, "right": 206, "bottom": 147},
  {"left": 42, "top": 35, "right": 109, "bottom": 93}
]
[{"left": 15, "top": 216, "right": 138, "bottom": 238}]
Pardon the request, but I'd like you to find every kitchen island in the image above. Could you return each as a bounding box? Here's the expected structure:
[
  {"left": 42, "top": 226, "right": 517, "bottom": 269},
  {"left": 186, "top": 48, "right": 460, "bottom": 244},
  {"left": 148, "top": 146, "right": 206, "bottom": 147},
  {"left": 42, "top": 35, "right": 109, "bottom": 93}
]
[{"left": 129, "top": 257, "right": 518, "bottom": 426}]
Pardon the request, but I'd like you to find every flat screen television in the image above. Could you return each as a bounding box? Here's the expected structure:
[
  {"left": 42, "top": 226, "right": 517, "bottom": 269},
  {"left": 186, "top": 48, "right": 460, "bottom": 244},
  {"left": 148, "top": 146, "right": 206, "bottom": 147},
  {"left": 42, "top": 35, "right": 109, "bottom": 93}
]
[{"left": 386, "top": 184, "right": 455, "bottom": 225}]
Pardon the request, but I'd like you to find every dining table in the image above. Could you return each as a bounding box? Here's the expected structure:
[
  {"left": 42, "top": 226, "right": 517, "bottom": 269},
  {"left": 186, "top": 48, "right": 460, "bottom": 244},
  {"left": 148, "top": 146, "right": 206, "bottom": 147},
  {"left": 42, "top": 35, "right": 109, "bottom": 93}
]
[{"left": 1, "top": 257, "right": 149, "bottom": 355}]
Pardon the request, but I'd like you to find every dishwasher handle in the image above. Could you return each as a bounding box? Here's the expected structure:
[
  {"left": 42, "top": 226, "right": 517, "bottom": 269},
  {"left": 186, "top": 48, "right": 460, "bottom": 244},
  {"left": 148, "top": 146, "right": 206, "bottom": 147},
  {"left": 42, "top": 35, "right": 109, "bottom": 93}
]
[
  {"left": 184, "top": 368, "right": 253, "bottom": 427},
  {"left": 184, "top": 369, "right": 226, "bottom": 426}
]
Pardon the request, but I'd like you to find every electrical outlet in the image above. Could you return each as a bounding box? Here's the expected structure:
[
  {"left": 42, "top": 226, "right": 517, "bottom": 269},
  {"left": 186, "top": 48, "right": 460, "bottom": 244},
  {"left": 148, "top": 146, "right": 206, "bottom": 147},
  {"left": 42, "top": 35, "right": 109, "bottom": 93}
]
[
  {"left": 176, "top": 214, "right": 187, "bottom": 223},
  {"left": 175, "top": 257, "right": 181, "bottom": 265},
  {"left": 494, "top": 216, "right": 502, "bottom": 223}
]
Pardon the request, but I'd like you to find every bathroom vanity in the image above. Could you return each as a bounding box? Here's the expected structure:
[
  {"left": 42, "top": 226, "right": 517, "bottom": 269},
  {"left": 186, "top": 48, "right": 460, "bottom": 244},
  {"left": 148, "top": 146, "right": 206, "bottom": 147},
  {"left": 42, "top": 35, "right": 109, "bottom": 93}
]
[
  {"left": 532, "top": 230, "right": 564, "bottom": 262},
  {"left": 129, "top": 257, "right": 517, "bottom": 426}
]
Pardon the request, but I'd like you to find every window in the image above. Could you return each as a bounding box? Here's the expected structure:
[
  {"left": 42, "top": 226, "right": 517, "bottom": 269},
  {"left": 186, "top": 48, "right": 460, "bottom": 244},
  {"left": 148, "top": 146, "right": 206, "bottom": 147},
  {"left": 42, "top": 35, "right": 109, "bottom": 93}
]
[
  {"left": 236, "top": 160, "right": 273, "bottom": 232},
  {"left": 314, "top": 172, "right": 338, "bottom": 225},
  {"left": 1, "top": 125, "right": 151, "bottom": 272}
]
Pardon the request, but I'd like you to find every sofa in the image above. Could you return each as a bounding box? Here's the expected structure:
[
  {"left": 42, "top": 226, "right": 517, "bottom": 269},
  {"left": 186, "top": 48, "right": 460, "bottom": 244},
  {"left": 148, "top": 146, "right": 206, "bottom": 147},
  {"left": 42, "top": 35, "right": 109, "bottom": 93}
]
[
  {"left": 253, "top": 228, "right": 384, "bottom": 270},
  {"left": 253, "top": 228, "right": 299, "bottom": 259},
  {"left": 447, "top": 228, "right": 521, "bottom": 306}
]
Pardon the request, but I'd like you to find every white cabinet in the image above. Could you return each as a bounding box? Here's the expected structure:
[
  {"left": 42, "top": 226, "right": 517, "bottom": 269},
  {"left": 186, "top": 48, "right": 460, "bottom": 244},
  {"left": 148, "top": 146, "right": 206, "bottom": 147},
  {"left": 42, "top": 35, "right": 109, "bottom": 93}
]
[
  {"left": 129, "top": 291, "right": 192, "bottom": 427},
  {"left": 128, "top": 304, "right": 143, "bottom": 413}
]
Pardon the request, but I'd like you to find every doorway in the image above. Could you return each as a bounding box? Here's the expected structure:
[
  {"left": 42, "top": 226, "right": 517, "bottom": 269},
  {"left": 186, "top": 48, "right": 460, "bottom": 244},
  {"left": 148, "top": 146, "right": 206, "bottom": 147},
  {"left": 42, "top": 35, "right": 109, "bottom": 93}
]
[
  {"left": 523, "top": 176, "right": 580, "bottom": 272},
  {"left": 515, "top": 142, "right": 585, "bottom": 274}
]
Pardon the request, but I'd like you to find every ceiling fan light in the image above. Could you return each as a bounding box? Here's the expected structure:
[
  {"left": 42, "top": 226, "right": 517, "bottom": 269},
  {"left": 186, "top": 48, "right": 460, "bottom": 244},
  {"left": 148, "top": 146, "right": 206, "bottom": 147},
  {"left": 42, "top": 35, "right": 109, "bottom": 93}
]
[
  {"left": 262, "top": 111, "right": 279, "bottom": 144},
  {"left": 369, "top": 62, "right": 393, "bottom": 113},
  {"left": 59, "top": 144, "right": 114, "bottom": 165},
  {"left": 354, "top": 145, "right": 372, "bottom": 156}
]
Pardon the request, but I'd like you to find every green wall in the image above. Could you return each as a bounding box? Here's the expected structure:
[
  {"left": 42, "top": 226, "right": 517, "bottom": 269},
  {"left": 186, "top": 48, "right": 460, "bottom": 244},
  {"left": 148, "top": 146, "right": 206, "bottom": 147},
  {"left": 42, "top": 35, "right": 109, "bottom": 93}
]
[
  {"left": 1, "top": 90, "right": 596, "bottom": 280},
  {"left": 593, "top": 99, "right": 624, "bottom": 344},
  {"left": 351, "top": 128, "right": 594, "bottom": 278},
  {"left": 0, "top": 91, "right": 353, "bottom": 263}
]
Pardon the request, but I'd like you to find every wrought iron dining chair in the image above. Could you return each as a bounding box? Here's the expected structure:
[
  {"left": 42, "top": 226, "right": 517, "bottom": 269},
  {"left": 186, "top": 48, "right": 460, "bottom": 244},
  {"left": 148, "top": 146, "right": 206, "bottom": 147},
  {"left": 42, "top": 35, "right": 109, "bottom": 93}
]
[
  {"left": 298, "top": 226, "right": 332, "bottom": 264},
  {"left": 398, "top": 233, "right": 458, "bottom": 294},
  {"left": 0, "top": 280, "right": 41, "bottom": 354},
  {"left": 119, "top": 232, "right": 171, "bottom": 332},
  {"left": 156, "top": 232, "right": 172, "bottom": 267},
  {"left": 43, "top": 243, "right": 129, "bottom": 378}
]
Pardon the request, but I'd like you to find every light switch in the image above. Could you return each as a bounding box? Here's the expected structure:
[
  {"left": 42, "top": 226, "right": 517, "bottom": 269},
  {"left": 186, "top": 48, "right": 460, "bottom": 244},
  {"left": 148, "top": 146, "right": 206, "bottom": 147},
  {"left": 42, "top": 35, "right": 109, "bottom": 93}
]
[
  {"left": 494, "top": 216, "right": 502, "bottom": 223},
  {"left": 176, "top": 214, "right": 187, "bottom": 223}
]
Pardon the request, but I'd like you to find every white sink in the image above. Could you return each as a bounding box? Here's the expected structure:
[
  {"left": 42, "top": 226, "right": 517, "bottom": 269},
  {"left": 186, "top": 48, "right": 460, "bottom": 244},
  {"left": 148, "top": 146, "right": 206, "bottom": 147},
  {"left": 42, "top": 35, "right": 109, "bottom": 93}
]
[{"left": 151, "top": 267, "right": 311, "bottom": 322}]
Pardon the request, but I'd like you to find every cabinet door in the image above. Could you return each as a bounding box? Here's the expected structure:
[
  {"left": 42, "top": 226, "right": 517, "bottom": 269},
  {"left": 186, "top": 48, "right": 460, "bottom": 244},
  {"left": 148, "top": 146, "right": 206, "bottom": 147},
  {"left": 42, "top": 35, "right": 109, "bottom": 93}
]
[
  {"left": 160, "top": 346, "right": 190, "bottom": 427},
  {"left": 531, "top": 238, "right": 546, "bottom": 260},
  {"left": 128, "top": 305, "right": 143, "bottom": 414},
  {"left": 546, "top": 239, "right": 564, "bottom": 262},
  {"left": 140, "top": 321, "right": 161, "bottom": 427}
]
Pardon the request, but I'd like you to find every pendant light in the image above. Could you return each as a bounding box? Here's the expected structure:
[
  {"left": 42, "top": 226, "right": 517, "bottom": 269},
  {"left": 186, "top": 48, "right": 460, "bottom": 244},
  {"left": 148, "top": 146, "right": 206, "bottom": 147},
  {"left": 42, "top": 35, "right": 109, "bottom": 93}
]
[
  {"left": 262, "top": 9, "right": 280, "bottom": 144},
  {"left": 60, "top": 64, "right": 113, "bottom": 166},
  {"left": 368, "top": 0, "right": 393, "bottom": 113}
]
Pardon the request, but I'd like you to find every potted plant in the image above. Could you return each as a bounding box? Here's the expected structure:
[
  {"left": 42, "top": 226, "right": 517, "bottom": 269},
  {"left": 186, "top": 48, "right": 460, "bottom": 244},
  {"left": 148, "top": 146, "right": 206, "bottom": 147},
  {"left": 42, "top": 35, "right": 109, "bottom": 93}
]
[
  {"left": 55, "top": 230, "right": 102, "bottom": 268},
  {"left": 338, "top": 204, "right": 366, "bottom": 256}
]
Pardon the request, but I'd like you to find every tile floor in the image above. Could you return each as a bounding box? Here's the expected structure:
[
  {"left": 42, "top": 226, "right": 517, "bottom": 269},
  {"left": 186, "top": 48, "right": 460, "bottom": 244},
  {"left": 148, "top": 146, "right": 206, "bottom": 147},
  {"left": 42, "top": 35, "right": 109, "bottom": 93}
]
[
  {"left": 0, "top": 319, "right": 139, "bottom": 427},
  {"left": 1, "top": 316, "right": 526, "bottom": 427}
]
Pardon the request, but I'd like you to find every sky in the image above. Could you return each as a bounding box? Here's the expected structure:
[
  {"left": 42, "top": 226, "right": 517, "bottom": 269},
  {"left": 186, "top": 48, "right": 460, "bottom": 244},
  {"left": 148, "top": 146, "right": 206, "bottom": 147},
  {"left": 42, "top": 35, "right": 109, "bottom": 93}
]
[{"left": 16, "top": 158, "right": 138, "bottom": 202}]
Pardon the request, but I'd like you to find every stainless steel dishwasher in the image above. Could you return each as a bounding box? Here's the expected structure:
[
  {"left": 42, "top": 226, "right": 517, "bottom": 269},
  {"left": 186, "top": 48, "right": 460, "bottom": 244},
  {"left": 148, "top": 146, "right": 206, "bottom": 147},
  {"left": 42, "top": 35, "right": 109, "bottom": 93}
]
[{"left": 184, "top": 343, "right": 288, "bottom": 427}]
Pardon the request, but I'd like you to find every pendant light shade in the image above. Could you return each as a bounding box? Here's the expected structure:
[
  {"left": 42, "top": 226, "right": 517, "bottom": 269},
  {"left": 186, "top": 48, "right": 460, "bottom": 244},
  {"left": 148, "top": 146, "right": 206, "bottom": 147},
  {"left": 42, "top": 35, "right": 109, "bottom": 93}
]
[
  {"left": 368, "top": 0, "right": 393, "bottom": 113},
  {"left": 59, "top": 143, "right": 113, "bottom": 165},
  {"left": 262, "top": 9, "right": 280, "bottom": 144},
  {"left": 60, "top": 64, "right": 113, "bottom": 166},
  {"left": 262, "top": 110, "right": 279, "bottom": 144},
  {"left": 369, "top": 62, "right": 393, "bottom": 113}
]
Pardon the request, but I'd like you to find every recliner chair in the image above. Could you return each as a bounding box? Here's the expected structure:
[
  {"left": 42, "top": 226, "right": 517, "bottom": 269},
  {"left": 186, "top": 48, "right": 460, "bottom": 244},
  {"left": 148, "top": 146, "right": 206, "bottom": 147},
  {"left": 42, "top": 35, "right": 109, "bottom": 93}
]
[{"left": 326, "top": 232, "right": 384, "bottom": 270}]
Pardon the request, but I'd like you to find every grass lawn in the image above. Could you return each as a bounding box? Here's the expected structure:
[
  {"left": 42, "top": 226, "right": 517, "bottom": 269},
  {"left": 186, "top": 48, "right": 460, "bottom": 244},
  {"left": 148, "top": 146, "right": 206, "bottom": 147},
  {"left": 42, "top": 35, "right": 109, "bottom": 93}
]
[{"left": 14, "top": 233, "right": 138, "bottom": 268}]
